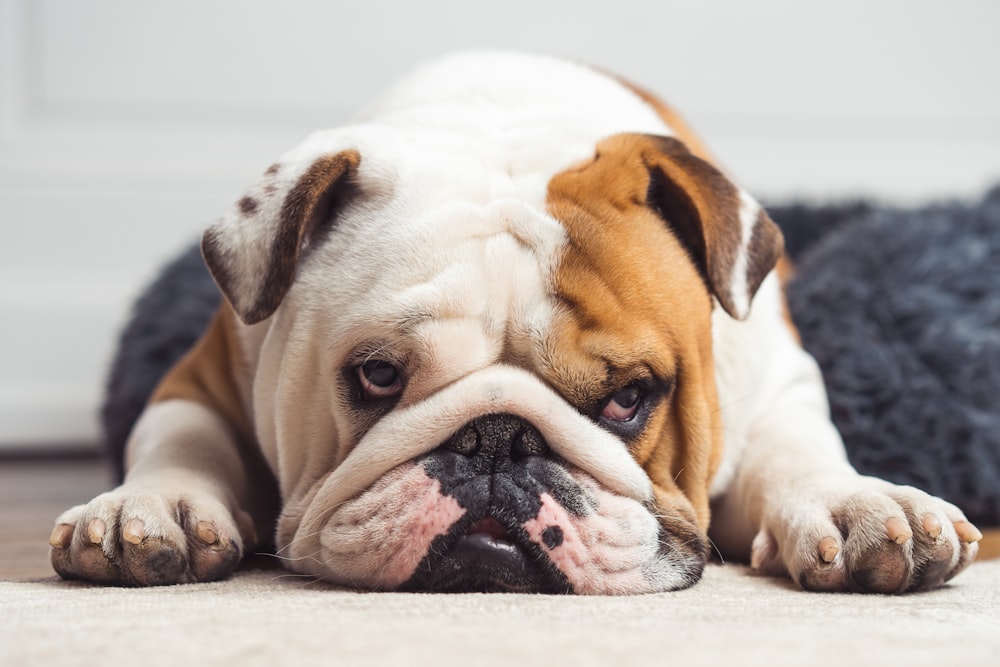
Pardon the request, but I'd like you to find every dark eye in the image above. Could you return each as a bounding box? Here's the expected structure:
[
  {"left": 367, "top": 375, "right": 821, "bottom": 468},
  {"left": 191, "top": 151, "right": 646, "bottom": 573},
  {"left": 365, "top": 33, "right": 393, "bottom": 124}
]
[
  {"left": 358, "top": 360, "right": 402, "bottom": 399},
  {"left": 600, "top": 384, "right": 642, "bottom": 422}
]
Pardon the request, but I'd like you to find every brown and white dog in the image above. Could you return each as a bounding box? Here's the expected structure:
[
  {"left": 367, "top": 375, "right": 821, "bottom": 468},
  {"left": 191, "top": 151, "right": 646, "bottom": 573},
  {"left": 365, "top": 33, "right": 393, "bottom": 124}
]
[{"left": 50, "top": 52, "right": 981, "bottom": 593}]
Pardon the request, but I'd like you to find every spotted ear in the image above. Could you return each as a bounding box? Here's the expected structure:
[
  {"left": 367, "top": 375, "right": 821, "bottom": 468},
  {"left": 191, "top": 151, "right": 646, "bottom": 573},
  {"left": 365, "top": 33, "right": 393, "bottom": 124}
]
[
  {"left": 201, "top": 148, "right": 361, "bottom": 325},
  {"left": 643, "top": 136, "right": 783, "bottom": 320}
]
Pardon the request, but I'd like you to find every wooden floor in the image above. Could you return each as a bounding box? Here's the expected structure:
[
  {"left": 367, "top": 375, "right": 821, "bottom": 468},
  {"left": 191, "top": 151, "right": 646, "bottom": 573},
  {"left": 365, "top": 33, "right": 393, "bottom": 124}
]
[
  {"left": 1, "top": 456, "right": 997, "bottom": 581},
  {"left": 0, "top": 456, "right": 114, "bottom": 580}
]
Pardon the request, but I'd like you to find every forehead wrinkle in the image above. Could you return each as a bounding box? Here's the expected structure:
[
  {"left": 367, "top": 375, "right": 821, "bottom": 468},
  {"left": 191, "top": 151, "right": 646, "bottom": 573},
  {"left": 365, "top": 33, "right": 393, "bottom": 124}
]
[
  {"left": 390, "top": 308, "right": 436, "bottom": 335},
  {"left": 375, "top": 229, "right": 543, "bottom": 340},
  {"left": 343, "top": 185, "right": 563, "bottom": 379}
]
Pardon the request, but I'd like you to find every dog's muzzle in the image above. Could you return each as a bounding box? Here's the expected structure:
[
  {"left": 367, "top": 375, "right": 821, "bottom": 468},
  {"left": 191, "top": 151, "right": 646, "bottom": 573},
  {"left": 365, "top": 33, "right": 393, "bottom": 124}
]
[{"left": 402, "top": 413, "right": 575, "bottom": 593}]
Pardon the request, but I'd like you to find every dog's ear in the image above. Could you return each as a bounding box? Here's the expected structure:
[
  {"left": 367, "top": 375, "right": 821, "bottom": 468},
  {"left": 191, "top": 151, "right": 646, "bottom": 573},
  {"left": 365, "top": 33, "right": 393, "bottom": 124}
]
[
  {"left": 201, "top": 148, "right": 361, "bottom": 325},
  {"left": 642, "top": 136, "right": 783, "bottom": 320}
]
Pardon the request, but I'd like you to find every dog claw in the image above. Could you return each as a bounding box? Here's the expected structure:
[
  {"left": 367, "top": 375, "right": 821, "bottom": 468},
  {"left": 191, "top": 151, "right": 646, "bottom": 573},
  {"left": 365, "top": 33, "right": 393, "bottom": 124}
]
[
  {"left": 86, "top": 519, "right": 106, "bottom": 545},
  {"left": 885, "top": 517, "right": 912, "bottom": 544},
  {"left": 123, "top": 518, "right": 146, "bottom": 545},
  {"left": 49, "top": 523, "right": 73, "bottom": 549},
  {"left": 954, "top": 520, "right": 983, "bottom": 544},
  {"left": 921, "top": 513, "right": 942, "bottom": 538},
  {"left": 196, "top": 521, "right": 219, "bottom": 545},
  {"left": 818, "top": 536, "right": 840, "bottom": 563}
]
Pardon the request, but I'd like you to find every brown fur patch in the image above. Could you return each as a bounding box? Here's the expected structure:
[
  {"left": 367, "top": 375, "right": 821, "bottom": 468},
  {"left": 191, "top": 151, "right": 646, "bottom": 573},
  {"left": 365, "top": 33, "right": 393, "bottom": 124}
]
[
  {"left": 775, "top": 255, "right": 801, "bottom": 342},
  {"left": 238, "top": 196, "right": 258, "bottom": 215},
  {"left": 544, "top": 134, "right": 723, "bottom": 531},
  {"left": 149, "top": 304, "right": 253, "bottom": 445}
]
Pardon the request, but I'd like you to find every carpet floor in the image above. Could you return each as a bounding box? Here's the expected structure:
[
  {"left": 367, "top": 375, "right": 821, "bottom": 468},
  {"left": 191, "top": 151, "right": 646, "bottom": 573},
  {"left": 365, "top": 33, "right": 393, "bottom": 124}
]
[
  {"left": 3, "top": 457, "right": 998, "bottom": 667},
  {"left": 4, "top": 560, "right": 1000, "bottom": 667}
]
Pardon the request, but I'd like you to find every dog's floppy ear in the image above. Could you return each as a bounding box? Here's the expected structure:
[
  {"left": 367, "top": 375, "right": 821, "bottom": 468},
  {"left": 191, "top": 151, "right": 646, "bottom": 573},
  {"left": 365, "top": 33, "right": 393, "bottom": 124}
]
[
  {"left": 642, "top": 136, "right": 783, "bottom": 320},
  {"left": 202, "top": 148, "right": 361, "bottom": 325}
]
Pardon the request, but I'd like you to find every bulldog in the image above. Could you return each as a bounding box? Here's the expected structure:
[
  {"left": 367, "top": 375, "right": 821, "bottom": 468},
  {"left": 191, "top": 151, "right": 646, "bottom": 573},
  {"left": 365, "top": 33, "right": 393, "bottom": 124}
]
[{"left": 50, "top": 52, "right": 981, "bottom": 594}]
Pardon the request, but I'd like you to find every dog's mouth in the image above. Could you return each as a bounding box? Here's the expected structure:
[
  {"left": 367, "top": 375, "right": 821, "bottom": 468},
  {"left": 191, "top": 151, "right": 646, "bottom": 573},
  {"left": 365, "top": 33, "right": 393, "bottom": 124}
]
[
  {"left": 460, "top": 517, "right": 518, "bottom": 552},
  {"left": 402, "top": 515, "right": 571, "bottom": 593}
]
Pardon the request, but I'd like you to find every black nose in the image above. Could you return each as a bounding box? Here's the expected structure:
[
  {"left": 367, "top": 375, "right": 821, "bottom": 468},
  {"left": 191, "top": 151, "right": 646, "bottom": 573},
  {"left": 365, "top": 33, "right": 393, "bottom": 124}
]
[{"left": 443, "top": 413, "right": 548, "bottom": 460}]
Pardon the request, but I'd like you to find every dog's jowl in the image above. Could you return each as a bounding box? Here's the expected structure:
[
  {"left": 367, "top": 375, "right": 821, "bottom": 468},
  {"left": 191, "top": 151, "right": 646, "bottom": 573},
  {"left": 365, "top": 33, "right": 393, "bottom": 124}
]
[{"left": 50, "top": 52, "right": 981, "bottom": 593}]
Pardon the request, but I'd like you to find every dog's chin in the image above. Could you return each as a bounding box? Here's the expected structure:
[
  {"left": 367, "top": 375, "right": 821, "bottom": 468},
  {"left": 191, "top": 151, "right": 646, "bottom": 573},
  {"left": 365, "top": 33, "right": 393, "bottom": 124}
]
[{"left": 402, "top": 517, "right": 572, "bottom": 594}]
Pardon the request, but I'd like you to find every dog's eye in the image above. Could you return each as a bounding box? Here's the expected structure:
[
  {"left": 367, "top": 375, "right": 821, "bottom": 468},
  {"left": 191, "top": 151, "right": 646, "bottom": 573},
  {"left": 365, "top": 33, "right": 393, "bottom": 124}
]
[
  {"left": 358, "top": 360, "right": 402, "bottom": 399},
  {"left": 601, "top": 384, "right": 642, "bottom": 422}
]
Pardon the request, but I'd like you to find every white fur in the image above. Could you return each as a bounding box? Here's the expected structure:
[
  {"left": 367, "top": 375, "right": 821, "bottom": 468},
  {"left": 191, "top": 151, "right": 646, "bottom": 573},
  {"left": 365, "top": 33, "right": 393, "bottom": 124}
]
[{"left": 726, "top": 190, "right": 761, "bottom": 319}]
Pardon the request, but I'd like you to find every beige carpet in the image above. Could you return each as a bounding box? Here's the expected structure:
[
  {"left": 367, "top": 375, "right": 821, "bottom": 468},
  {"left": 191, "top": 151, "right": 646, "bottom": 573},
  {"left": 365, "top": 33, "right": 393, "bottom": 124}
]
[{"left": 3, "top": 561, "right": 999, "bottom": 667}]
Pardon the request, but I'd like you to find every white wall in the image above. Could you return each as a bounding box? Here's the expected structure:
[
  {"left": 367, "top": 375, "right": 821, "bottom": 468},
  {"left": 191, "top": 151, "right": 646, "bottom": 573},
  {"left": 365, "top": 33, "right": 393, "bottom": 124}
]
[{"left": 2, "top": 0, "right": 999, "bottom": 450}]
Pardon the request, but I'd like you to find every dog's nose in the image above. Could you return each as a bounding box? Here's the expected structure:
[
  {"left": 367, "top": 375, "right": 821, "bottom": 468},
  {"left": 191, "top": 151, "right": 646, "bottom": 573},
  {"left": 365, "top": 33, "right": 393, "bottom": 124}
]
[{"left": 443, "top": 413, "right": 548, "bottom": 460}]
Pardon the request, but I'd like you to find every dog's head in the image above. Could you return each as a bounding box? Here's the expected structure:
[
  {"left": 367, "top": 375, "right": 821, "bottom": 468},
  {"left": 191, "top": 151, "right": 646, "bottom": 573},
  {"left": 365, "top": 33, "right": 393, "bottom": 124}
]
[{"left": 202, "top": 125, "right": 781, "bottom": 593}]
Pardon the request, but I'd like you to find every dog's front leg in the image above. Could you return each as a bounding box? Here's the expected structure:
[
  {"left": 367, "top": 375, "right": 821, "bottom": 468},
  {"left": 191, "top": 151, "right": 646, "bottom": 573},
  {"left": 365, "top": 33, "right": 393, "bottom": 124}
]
[
  {"left": 49, "top": 399, "right": 275, "bottom": 586},
  {"left": 710, "top": 344, "right": 982, "bottom": 593}
]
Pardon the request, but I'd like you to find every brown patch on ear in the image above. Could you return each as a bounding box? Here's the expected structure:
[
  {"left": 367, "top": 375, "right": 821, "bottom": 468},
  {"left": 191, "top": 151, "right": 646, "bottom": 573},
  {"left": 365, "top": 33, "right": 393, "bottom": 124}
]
[
  {"left": 263, "top": 151, "right": 361, "bottom": 310},
  {"left": 550, "top": 132, "right": 783, "bottom": 318},
  {"left": 746, "top": 204, "right": 785, "bottom": 304},
  {"left": 202, "top": 149, "right": 361, "bottom": 325},
  {"left": 643, "top": 142, "right": 740, "bottom": 305},
  {"left": 150, "top": 304, "right": 254, "bottom": 445},
  {"left": 641, "top": 135, "right": 783, "bottom": 319}
]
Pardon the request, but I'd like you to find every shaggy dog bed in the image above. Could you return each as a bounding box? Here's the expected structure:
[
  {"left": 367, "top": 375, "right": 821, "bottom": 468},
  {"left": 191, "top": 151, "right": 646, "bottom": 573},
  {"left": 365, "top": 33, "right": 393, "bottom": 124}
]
[
  {"left": 771, "top": 187, "right": 1000, "bottom": 525},
  {"left": 102, "top": 188, "right": 1000, "bottom": 526}
]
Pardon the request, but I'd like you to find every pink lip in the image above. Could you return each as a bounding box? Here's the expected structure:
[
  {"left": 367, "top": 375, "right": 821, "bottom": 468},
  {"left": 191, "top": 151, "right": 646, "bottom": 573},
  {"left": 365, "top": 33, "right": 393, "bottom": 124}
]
[{"left": 466, "top": 517, "right": 513, "bottom": 543}]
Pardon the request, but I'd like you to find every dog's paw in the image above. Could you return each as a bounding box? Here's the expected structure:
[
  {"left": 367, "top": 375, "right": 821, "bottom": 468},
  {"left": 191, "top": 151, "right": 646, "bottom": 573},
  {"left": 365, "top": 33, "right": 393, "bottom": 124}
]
[
  {"left": 751, "top": 478, "right": 981, "bottom": 593},
  {"left": 49, "top": 485, "right": 256, "bottom": 586}
]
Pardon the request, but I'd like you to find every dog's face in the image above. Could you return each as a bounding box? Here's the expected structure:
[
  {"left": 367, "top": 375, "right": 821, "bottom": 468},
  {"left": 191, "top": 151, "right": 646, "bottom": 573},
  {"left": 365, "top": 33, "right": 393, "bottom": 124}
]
[{"left": 202, "top": 128, "right": 781, "bottom": 593}]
